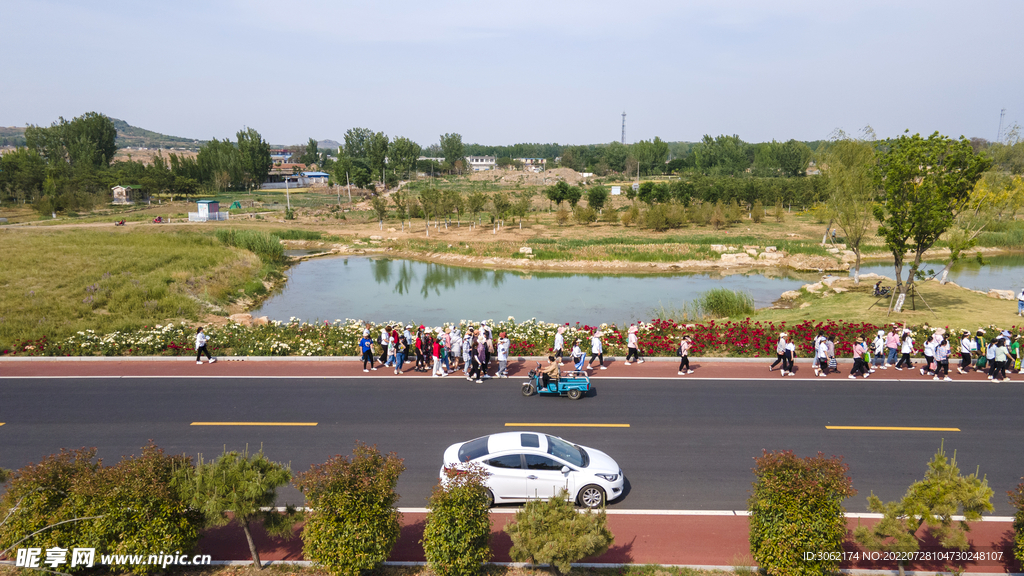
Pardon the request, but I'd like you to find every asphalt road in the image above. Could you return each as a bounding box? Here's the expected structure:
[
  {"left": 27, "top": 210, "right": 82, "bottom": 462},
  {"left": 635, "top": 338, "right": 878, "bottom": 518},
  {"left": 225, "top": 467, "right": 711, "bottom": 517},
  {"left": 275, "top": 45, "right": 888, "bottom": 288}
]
[{"left": 1, "top": 375, "right": 1021, "bottom": 513}]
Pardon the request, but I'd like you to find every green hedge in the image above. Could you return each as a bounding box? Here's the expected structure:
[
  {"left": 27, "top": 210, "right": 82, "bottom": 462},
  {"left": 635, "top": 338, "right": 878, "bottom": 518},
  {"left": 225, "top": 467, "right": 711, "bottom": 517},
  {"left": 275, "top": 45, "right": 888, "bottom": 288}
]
[
  {"left": 748, "top": 450, "right": 856, "bottom": 576},
  {"left": 422, "top": 464, "right": 492, "bottom": 576}
]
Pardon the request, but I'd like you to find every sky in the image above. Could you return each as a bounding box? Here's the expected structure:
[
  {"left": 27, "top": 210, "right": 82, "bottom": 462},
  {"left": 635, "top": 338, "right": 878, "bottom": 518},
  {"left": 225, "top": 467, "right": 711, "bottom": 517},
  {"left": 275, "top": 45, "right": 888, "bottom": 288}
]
[{"left": 2, "top": 0, "right": 1022, "bottom": 148}]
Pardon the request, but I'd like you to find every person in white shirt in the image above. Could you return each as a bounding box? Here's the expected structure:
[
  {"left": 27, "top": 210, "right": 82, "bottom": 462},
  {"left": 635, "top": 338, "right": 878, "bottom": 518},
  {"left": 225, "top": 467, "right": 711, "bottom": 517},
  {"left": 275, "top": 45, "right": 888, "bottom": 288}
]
[
  {"left": 496, "top": 333, "right": 510, "bottom": 378},
  {"left": 571, "top": 339, "right": 585, "bottom": 371},
  {"left": 553, "top": 327, "right": 565, "bottom": 366},
  {"left": 921, "top": 333, "right": 938, "bottom": 376},
  {"left": 817, "top": 338, "right": 830, "bottom": 376},
  {"left": 1018, "top": 288, "right": 1024, "bottom": 316},
  {"left": 895, "top": 331, "right": 914, "bottom": 370},
  {"left": 195, "top": 326, "right": 215, "bottom": 364},
  {"left": 783, "top": 336, "right": 796, "bottom": 376},
  {"left": 588, "top": 331, "right": 606, "bottom": 370},
  {"left": 933, "top": 338, "right": 952, "bottom": 381},
  {"left": 812, "top": 331, "right": 826, "bottom": 376},
  {"left": 872, "top": 330, "right": 887, "bottom": 369},
  {"left": 770, "top": 332, "right": 787, "bottom": 373},
  {"left": 958, "top": 330, "right": 973, "bottom": 374}
]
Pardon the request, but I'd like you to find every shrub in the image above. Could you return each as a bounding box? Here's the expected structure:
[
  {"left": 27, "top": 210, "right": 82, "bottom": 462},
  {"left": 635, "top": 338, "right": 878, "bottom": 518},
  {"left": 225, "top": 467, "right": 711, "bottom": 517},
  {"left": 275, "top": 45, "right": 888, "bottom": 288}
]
[
  {"left": 0, "top": 445, "right": 202, "bottom": 575},
  {"left": 709, "top": 201, "right": 726, "bottom": 229},
  {"left": 1011, "top": 477, "right": 1024, "bottom": 565},
  {"left": 748, "top": 450, "right": 857, "bottom": 576},
  {"left": 422, "top": 464, "right": 492, "bottom": 576},
  {"left": 599, "top": 207, "right": 620, "bottom": 224},
  {"left": 504, "top": 488, "right": 613, "bottom": 576},
  {"left": 751, "top": 200, "right": 764, "bottom": 223},
  {"left": 773, "top": 200, "right": 786, "bottom": 222},
  {"left": 620, "top": 204, "right": 640, "bottom": 226},
  {"left": 694, "top": 288, "right": 755, "bottom": 318},
  {"left": 573, "top": 206, "right": 597, "bottom": 225},
  {"left": 294, "top": 442, "right": 404, "bottom": 576},
  {"left": 215, "top": 229, "right": 285, "bottom": 264},
  {"left": 555, "top": 207, "right": 571, "bottom": 226}
]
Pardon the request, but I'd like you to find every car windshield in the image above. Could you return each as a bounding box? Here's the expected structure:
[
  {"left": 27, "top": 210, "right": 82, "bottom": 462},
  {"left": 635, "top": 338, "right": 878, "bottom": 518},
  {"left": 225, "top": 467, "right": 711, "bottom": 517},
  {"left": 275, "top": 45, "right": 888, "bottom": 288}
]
[
  {"left": 458, "top": 437, "right": 490, "bottom": 462},
  {"left": 545, "top": 435, "right": 587, "bottom": 467}
]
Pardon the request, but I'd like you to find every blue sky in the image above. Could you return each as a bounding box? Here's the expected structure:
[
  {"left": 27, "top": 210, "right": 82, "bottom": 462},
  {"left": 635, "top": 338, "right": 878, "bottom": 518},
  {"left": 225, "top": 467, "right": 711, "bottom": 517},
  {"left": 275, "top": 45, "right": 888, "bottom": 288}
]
[{"left": 2, "top": 0, "right": 1022, "bottom": 147}]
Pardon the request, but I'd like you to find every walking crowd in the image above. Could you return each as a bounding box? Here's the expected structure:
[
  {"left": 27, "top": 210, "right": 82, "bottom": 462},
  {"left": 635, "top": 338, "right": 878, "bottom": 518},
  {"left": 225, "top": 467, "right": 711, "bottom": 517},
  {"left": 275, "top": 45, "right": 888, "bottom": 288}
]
[{"left": 769, "top": 325, "right": 1023, "bottom": 381}]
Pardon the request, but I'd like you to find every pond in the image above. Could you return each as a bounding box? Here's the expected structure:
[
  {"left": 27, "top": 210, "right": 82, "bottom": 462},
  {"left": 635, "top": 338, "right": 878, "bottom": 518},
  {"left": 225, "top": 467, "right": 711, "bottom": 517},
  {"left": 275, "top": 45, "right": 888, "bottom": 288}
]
[
  {"left": 252, "top": 253, "right": 1024, "bottom": 325},
  {"left": 858, "top": 253, "right": 1024, "bottom": 293},
  {"left": 253, "top": 256, "right": 815, "bottom": 325}
]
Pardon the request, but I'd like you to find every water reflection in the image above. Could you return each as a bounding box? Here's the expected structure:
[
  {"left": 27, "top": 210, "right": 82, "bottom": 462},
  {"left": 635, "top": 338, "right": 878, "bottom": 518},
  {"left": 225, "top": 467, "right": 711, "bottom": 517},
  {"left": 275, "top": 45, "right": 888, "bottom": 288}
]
[{"left": 253, "top": 256, "right": 816, "bottom": 325}]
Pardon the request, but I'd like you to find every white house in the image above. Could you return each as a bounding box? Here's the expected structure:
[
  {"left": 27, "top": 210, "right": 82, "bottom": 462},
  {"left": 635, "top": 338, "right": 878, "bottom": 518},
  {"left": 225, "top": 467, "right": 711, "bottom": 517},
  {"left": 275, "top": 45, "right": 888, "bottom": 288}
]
[
  {"left": 465, "top": 155, "right": 496, "bottom": 171},
  {"left": 111, "top": 184, "right": 145, "bottom": 205}
]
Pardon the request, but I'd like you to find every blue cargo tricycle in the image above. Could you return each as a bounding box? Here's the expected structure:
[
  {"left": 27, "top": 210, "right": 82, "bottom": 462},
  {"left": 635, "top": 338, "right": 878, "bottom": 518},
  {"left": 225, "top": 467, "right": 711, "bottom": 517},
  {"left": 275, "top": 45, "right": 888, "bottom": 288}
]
[{"left": 522, "top": 362, "right": 591, "bottom": 400}]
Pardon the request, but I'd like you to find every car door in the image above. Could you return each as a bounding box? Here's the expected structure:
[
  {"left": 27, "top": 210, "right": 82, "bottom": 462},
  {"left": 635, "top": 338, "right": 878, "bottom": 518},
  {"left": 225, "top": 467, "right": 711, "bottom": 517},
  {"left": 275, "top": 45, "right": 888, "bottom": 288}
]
[
  {"left": 482, "top": 454, "right": 526, "bottom": 501},
  {"left": 523, "top": 454, "right": 572, "bottom": 500}
]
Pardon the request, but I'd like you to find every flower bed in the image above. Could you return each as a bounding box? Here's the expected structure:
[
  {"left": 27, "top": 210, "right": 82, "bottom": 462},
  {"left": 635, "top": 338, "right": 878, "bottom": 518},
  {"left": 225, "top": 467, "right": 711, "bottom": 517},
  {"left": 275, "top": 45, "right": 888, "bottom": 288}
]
[{"left": 1, "top": 317, "right": 1011, "bottom": 359}]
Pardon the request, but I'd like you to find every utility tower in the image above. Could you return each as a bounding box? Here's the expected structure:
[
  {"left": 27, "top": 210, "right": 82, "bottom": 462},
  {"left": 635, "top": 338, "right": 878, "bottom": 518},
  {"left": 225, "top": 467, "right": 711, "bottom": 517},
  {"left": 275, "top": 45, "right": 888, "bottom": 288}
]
[
  {"left": 621, "top": 111, "right": 626, "bottom": 144},
  {"left": 997, "top": 108, "right": 1006, "bottom": 142}
]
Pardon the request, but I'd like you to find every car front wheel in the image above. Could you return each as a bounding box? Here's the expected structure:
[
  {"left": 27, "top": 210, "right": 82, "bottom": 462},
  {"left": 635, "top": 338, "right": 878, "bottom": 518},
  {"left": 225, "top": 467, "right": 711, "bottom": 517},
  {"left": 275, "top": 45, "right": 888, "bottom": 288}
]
[
  {"left": 484, "top": 489, "right": 494, "bottom": 508},
  {"left": 577, "top": 484, "right": 606, "bottom": 508}
]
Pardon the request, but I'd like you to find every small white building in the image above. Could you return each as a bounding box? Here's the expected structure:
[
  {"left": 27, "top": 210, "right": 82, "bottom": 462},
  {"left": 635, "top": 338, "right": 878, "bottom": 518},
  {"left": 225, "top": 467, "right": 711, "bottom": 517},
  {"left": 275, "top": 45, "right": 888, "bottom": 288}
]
[
  {"left": 516, "top": 157, "right": 547, "bottom": 172},
  {"left": 188, "top": 199, "right": 229, "bottom": 222},
  {"left": 111, "top": 184, "right": 145, "bottom": 205},
  {"left": 466, "top": 155, "right": 496, "bottom": 171}
]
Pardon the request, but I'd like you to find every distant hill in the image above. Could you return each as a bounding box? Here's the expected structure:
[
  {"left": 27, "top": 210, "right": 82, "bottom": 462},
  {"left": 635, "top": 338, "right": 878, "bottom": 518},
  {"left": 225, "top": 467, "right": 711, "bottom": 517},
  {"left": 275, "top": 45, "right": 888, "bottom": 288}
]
[
  {"left": 319, "top": 139, "right": 341, "bottom": 152},
  {"left": 0, "top": 118, "right": 204, "bottom": 150}
]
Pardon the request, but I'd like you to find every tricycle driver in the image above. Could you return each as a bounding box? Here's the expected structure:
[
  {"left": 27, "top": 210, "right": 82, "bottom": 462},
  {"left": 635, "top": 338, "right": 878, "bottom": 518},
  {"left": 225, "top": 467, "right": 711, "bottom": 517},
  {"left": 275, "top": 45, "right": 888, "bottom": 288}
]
[{"left": 541, "top": 356, "right": 561, "bottom": 386}]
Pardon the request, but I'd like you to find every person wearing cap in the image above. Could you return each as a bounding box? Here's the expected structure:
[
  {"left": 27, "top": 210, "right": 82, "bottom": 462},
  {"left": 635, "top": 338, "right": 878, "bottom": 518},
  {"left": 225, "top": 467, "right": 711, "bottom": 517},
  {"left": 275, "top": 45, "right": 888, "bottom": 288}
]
[
  {"left": 462, "top": 328, "right": 474, "bottom": 375},
  {"left": 477, "top": 335, "right": 490, "bottom": 379},
  {"left": 957, "top": 330, "right": 974, "bottom": 374},
  {"left": 884, "top": 326, "right": 899, "bottom": 367},
  {"left": 783, "top": 334, "right": 796, "bottom": 376},
  {"left": 467, "top": 334, "right": 483, "bottom": 382},
  {"left": 625, "top": 325, "right": 640, "bottom": 365},
  {"left": 379, "top": 325, "right": 392, "bottom": 366},
  {"left": 588, "top": 331, "right": 606, "bottom": 370},
  {"left": 1009, "top": 332, "right": 1021, "bottom": 373},
  {"left": 541, "top": 355, "right": 561, "bottom": 388},
  {"left": 677, "top": 335, "right": 693, "bottom": 375},
  {"left": 812, "top": 331, "right": 826, "bottom": 376},
  {"left": 359, "top": 331, "right": 377, "bottom": 372},
  {"left": 395, "top": 331, "right": 408, "bottom": 374},
  {"left": 570, "top": 338, "right": 585, "bottom": 372},
  {"left": 553, "top": 327, "right": 565, "bottom": 366},
  {"left": 450, "top": 326, "right": 463, "bottom": 372},
  {"left": 991, "top": 337, "right": 1011, "bottom": 381},
  {"left": 920, "top": 332, "right": 937, "bottom": 376},
  {"left": 895, "top": 329, "right": 914, "bottom": 370},
  {"left": 415, "top": 327, "right": 428, "bottom": 372},
  {"left": 871, "top": 330, "right": 887, "bottom": 369},
  {"left": 769, "top": 332, "right": 787, "bottom": 373},
  {"left": 850, "top": 337, "right": 869, "bottom": 379},
  {"left": 933, "top": 336, "right": 951, "bottom": 381},
  {"left": 497, "top": 332, "right": 510, "bottom": 377},
  {"left": 440, "top": 327, "right": 453, "bottom": 375}
]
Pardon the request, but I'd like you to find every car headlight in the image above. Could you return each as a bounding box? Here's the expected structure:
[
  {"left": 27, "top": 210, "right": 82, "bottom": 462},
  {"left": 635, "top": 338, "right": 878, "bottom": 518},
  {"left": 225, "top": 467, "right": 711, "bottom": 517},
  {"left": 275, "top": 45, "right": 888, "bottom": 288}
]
[{"left": 595, "top": 473, "right": 618, "bottom": 482}]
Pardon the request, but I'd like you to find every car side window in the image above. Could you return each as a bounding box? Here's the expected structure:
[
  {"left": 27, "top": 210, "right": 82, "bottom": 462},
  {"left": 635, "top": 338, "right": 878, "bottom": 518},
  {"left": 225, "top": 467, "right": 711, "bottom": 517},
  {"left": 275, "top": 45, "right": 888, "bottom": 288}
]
[
  {"left": 524, "top": 454, "right": 563, "bottom": 471},
  {"left": 485, "top": 454, "right": 523, "bottom": 469}
]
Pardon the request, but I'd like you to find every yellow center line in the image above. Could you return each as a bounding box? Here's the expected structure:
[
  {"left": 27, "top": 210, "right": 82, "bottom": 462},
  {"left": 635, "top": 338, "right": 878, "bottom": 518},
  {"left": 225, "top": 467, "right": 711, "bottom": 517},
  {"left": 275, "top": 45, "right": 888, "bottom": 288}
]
[
  {"left": 190, "top": 422, "right": 318, "bottom": 426},
  {"left": 505, "top": 423, "right": 630, "bottom": 428},
  {"left": 0, "top": 423, "right": 5, "bottom": 426},
  {"left": 826, "top": 426, "right": 960, "bottom": 431}
]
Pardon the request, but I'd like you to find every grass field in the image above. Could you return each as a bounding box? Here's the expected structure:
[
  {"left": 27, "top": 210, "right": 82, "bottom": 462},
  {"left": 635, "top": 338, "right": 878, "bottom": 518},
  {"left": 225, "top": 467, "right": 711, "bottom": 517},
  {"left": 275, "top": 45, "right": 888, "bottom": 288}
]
[{"left": 0, "top": 228, "right": 267, "bottom": 350}]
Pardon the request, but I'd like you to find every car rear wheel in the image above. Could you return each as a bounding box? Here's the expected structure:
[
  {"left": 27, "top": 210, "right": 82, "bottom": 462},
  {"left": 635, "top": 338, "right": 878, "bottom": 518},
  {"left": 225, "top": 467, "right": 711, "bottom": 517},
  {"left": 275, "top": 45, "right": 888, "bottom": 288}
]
[
  {"left": 577, "top": 484, "right": 606, "bottom": 508},
  {"left": 522, "top": 383, "right": 536, "bottom": 396},
  {"left": 567, "top": 388, "right": 582, "bottom": 400}
]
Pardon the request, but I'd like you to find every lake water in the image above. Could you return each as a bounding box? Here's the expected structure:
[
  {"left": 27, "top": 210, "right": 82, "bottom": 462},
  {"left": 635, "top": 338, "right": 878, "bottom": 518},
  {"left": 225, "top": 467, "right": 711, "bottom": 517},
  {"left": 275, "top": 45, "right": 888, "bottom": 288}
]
[
  {"left": 857, "top": 253, "right": 1024, "bottom": 293},
  {"left": 253, "top": 256, "right": 814, "bottom": 325},
  {"left": 252, "top": 253, "right": 1024, "bottom": 325}
]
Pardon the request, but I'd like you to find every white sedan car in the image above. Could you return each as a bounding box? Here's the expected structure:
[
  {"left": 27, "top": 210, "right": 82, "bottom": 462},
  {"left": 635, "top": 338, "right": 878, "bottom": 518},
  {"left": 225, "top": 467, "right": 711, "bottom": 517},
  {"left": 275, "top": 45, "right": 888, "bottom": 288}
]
[{"left": 441, "top": 431, "right": 625, "bottom": 508}]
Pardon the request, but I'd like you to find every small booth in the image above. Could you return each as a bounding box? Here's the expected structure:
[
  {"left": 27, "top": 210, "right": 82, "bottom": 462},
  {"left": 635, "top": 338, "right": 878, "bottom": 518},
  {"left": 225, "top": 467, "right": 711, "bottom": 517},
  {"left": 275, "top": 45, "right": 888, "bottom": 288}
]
[{"left": 189, "top": 199, "right": 230, "bottom": 222}]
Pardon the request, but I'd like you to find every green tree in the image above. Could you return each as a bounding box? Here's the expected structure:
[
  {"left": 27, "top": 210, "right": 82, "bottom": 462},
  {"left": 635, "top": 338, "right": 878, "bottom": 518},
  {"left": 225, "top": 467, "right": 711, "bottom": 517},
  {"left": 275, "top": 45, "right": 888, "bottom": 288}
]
[
  {"left": 586, "top": 185, "right": 609, "bottom": 211},
  {"left": 854, "top": 441, "right": 994, "bottom": 576},
  {"left": 294, "top": 443, "right": 404, "bottom": 576},
  {"left": 564, "top": 185, "right": 583, "bottom": 208},
  {"left": 389, "top": 136, "right": 421, "bottom": 179},
  {"left": 632, "top": 137, "right": 669, "bottom": 175},
  {"left": 366, "top": 132, "right": 390, "bottom": 185},
  {"left": 175, "top": 449, "right": 297, "bottom": 569},
  {"left": 237, "top": 127, "right": 272, "bottom": 191},
  {"left": 441, "top": 188, "right": 463, "bottom": 226},
  {"left": 343, "top": 127, "right": 374, "bottom": 158},
  {"left": 298, "top": 137, "right": 321, "bottom": 167},
  {"left": 504, "top": 488, "right": 613, "bottom": 576},
  {"left": 544, "top": 181, "right": 571, "bottom": 208},
  {"left": 512, "top": 190, "right": 534, "bottom": 227},
  {"left": 637, "top": 181, "right": 657, "bottom": 205},
  {"left": 422, "top": 464, "right": 492, "bottom": 576},
  {"left": 692, "top": 134, "right": 753, "bottom": 175},
  {"left": 466, "top": 191, "right": 487, "bottom": 224},
  {"left": 938, "top": 173, "right": 1024, "bottom": 283},
  {"left": 874, "top": 132, "right": 991, "bottom": 310},
  {"left": 440, "top": 133, "right": 465, "bottom": 173},
  {"left": 370, "top": 195, "right": 388, "bottom": 229},
  {"left": 1010, "top": 477, "right": 1024, "bottom": 565},
  {"left": 748, "top": 450, "right": 856, "bottom": 576},
  {"left": 419, "top": 187, "right": 441, "bottom": 234},
  {"left": 821, "top": 131, "right": 878, "bottom": 283},
  {"left": 491, "top": 192, "right": 512, "bottom": 221}
]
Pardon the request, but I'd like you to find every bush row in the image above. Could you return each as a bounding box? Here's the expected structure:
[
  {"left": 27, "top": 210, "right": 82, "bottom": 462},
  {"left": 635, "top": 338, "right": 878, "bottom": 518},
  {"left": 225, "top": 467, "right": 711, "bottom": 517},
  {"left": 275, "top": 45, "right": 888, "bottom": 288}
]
[
  {"left": 4, "top": 317, "right": 1011, "bottom": 360},
  {"left": 0, "top": 444, "right": 615, "bottom": 576}
]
